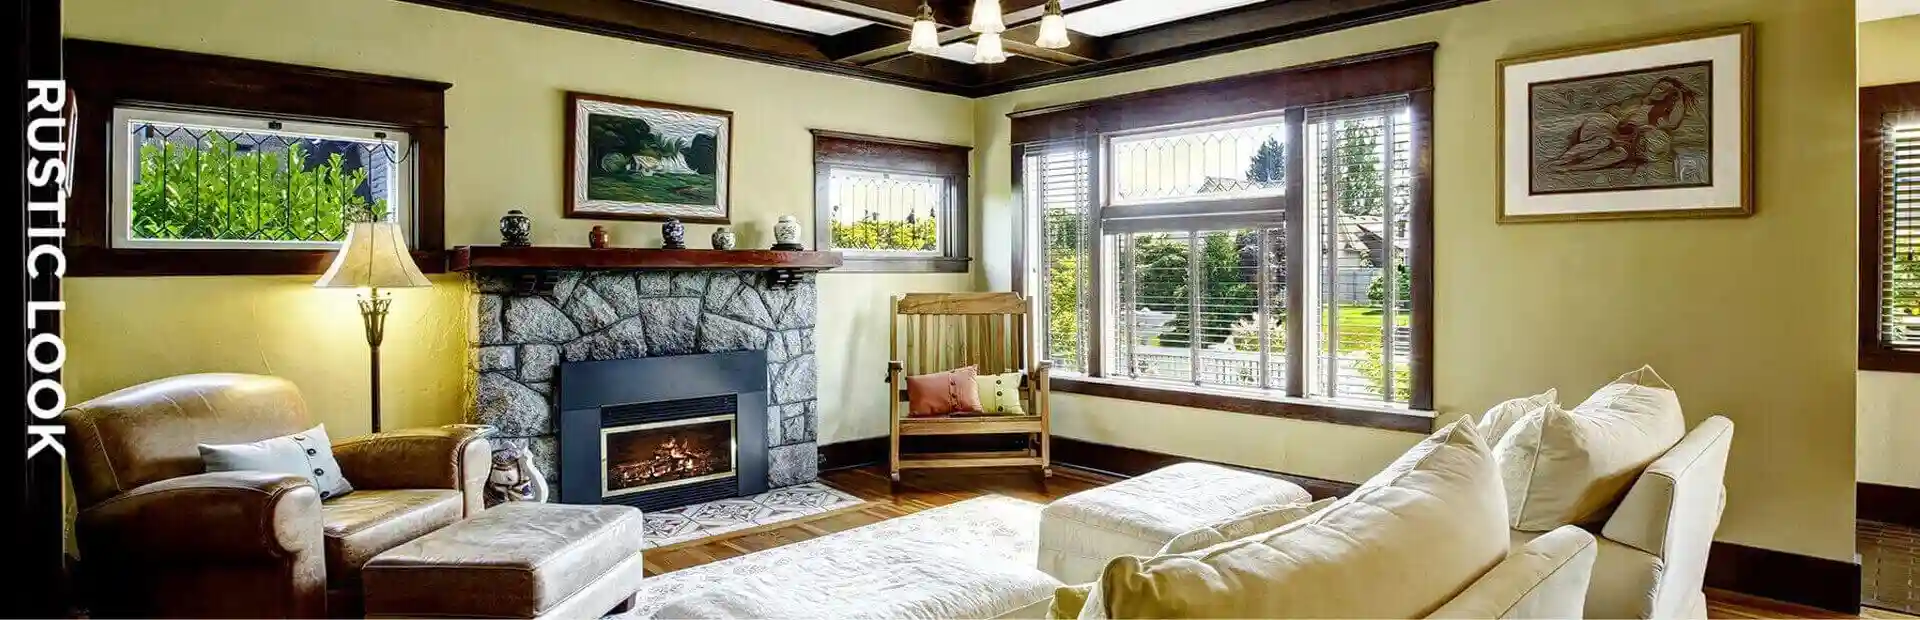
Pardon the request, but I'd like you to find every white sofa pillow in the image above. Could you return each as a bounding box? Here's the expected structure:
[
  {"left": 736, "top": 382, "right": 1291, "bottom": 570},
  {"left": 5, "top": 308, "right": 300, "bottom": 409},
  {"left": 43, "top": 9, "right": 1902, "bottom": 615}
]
[
  {"left": 1477, "top": 389, "right": 1557, "bottom": 444},
  {"left": 1496, "top": 366, "right": 1686, "bottom": 531},
  {"left": 200, "top": 423, "right": 354, "bottom": 500},
  {"left": 1084, "top": 420, "right": 1510, "bottom": 619}
]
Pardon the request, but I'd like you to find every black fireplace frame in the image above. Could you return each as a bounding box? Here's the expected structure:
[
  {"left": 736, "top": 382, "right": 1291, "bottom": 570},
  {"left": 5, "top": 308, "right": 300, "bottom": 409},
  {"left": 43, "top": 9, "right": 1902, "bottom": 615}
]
[{"left": 556, "top": 349, "right": 770, "bottom": 510}]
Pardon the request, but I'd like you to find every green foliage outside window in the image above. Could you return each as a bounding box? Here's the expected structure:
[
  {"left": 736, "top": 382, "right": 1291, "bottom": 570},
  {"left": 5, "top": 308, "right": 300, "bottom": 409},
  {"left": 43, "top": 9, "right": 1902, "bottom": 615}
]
[
  {"left": 829, "top": 216, "right": 937, "bottom": 252},
  {"left": 130, "top": 134, "right": 385, "bottom": 242}
]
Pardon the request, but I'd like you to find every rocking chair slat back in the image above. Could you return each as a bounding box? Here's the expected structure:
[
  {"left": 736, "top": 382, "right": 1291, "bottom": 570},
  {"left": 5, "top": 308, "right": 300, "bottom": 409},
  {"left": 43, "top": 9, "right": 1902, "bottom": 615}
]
[{"left": 886, "top": 292, "right": 1051, "bottom": 482}]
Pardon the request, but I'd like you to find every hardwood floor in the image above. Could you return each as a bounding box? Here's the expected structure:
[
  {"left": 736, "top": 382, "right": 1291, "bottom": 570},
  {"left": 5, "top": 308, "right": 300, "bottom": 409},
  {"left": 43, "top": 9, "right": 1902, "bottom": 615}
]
[{"left": 643, "top": 465, "right": 1913, "bottom": 620}]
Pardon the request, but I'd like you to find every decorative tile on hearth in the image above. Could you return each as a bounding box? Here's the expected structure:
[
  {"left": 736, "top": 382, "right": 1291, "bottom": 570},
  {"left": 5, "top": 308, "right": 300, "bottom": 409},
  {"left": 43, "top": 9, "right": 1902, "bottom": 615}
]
[
  {"left": 759, "top": 483, "right": 847, "bottom": 512},
  {"left": 683, "top": 498, "right": 773, "bottom": 527},
  {"left": 642, "top": 512, "right": 696, "bottom": 543}
]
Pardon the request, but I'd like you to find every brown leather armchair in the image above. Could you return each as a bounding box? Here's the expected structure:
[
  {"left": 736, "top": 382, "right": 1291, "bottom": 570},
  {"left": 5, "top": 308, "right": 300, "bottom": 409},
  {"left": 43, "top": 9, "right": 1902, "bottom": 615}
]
[{"left": 62, "top": 373, "right": 490, "bottom": 618}]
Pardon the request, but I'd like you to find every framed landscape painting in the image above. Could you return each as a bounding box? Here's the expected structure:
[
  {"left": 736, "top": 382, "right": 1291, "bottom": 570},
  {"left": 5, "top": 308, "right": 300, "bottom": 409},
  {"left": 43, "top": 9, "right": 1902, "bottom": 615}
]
[
  {"left": 565, "top": 91, "right": 732, "bottom": 223},
  {"left": 1496, "top": 24, "right": 1752, "bottom": 222}
]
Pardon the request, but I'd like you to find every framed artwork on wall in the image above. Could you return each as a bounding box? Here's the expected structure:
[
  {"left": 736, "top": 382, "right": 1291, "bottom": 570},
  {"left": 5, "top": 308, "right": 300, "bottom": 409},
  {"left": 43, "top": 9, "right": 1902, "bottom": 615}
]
[
  {"left": 564, "top": 91, "right": 733, "bottom": 223},
  {"left": 1496, "top": 24, "right": 1752, "bottom": 222}
]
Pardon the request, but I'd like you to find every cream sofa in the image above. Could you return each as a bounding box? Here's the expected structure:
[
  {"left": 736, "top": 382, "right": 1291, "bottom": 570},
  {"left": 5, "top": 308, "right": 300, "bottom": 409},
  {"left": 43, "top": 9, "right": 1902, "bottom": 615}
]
[{"left": 1515, "top": 415, "right": 1734, "bottom": 619}]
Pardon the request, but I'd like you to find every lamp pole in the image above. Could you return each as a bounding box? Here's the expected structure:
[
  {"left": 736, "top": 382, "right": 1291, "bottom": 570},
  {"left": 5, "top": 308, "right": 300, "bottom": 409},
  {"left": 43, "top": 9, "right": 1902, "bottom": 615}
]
[{"left": 358, "top": 287, "right": 393, "bottom": 432}]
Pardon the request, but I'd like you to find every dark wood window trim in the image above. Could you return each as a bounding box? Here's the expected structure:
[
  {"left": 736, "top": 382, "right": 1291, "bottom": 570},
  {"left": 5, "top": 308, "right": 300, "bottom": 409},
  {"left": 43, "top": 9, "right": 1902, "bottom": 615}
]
[
  {"left": 811, "top": 129, "right": 972, "bottom": 273},
  {"left": 63, "top": 40, "right": 450, "bottom": 277},
  {"left": 1861, "top": 81, "right": 1920, "bottom": 373},
  {"left": 1011, "top": 45, "right": 1436, "bottom": 430}
]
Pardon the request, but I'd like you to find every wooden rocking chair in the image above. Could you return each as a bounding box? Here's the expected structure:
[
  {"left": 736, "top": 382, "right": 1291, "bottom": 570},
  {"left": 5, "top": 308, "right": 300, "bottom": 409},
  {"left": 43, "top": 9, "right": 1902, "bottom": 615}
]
[{"left": 888, "top": 292, "right": 1051, "bottom": 481}]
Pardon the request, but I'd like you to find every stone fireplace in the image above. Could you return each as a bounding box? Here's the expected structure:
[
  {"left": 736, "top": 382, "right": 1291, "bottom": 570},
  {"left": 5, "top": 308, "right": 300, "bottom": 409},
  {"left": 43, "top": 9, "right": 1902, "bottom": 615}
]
[{"left": 466, "top": 267, "right": 822, "bottom": 498}]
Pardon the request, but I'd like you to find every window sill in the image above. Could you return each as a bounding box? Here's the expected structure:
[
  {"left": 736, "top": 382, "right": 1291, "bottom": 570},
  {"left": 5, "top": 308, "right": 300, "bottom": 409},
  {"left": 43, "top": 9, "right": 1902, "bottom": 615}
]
[
  {"left": 1861, "top": 348, "right": 1920, "bottom": 374},
  {"left": 1050, "top": 375, "right": 1436, "bottom": 433},
  {"left": 831, "top": 256, "right": 970, "bottom": 274}
]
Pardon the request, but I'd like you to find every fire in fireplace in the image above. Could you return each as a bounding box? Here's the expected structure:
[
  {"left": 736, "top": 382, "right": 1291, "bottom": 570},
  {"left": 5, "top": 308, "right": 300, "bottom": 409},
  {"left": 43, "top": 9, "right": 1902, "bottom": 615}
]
[{"left": 602, "top": 414, "right": 736, "bottom": 497}]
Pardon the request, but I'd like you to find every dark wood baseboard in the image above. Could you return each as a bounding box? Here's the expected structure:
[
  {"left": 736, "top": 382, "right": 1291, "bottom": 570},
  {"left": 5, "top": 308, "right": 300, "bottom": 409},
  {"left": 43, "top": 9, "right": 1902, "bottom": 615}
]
[
  {"left": 818, "top": 434, "right": 1865, "bottom": 614},
  {"left": 819, "top": 435, "right": 1033, "bottom": 472},
  {"left": 1705, "top": 541, "right": 1861, "bottom": 614},
  {"left": 1860, "top": 481, "right": 1920, "bottom": 529}
]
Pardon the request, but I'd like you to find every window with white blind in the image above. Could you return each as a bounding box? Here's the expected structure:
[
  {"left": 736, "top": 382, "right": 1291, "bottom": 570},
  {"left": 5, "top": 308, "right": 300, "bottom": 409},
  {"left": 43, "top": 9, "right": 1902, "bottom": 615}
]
[
  {"left": 1018, "top": 93, "right": 1428, "bottom": 410},
  {"left": 1864, "top": 82, "right": 1920, "bottom": 372}
]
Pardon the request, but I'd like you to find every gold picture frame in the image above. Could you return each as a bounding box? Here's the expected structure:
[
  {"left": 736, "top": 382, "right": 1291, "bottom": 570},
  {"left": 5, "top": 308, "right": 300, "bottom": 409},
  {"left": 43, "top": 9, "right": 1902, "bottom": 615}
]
[{"left": 1495, "top": 23, "right": 1753, "bottom": 223}]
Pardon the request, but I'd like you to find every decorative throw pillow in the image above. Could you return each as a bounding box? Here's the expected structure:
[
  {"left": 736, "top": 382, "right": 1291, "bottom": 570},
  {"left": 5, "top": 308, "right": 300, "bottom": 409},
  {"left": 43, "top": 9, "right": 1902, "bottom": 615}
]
[
  {"left": 200, "top": 423, "right": 354, "bottom": 501},
  {"left": 905, "top": 366, "right": 984, "bottom": 417},
  {"left": 1089, "top": 420, "right": 1510, "bottom": 619},
  {"left": 1158, "top": 496, "right": 1338, "bottom": 554},
  {"left": 1049, "top": 583, "right": 1095, "bottom": 620},
  {"left": 974, "top": 371, "right": 1027, "bottom": 415},
  {"left": 1495, "top": 365, "right": 1687, "bottom": 531},
  {"left": 1476, "top": 388, "right": 1557, "bottom": 444}
]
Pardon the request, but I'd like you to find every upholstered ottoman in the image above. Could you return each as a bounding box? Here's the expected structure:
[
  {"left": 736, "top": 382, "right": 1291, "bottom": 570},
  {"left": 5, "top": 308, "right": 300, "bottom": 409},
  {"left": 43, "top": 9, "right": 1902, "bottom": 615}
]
[
  {"left": 1038, "top": 462, "right": 1312, "bottom": 582},
  {"left": 362, "top": 503, "right": 646, "bottom": 619}
]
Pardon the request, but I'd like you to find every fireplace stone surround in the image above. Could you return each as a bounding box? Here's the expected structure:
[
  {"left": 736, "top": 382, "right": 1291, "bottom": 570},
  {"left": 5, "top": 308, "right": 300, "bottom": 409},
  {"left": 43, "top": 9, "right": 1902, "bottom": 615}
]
[{"left": 465, "top": 268, "right": 820, "bottom": 492}]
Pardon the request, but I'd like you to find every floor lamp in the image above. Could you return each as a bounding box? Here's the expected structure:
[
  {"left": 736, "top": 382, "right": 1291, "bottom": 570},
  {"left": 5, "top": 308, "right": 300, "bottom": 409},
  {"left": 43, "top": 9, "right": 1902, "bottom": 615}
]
[{"left": 315, "top": 220, "right": 430, "bottom": 433}]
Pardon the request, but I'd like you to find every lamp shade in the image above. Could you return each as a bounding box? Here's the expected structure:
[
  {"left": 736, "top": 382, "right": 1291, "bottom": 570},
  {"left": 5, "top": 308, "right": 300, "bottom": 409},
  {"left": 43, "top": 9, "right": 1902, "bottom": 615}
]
[{"left": 315, "top": 221, "right": 431, "bottom": 289}]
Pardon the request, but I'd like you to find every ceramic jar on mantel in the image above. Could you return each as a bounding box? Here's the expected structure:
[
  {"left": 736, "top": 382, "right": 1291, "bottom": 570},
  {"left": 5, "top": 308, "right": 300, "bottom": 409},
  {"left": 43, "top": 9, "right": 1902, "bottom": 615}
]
[
  {"left": 711, "top": 227, "right": 737, "bottom": 250},
  {"left": 772, "top": 215, "right": 804, "bottom": 251},
  {"left": 499, "top": 210, "right": 532, "bottom": 247},
  {"left": 661, "top": 218, "right": 686, "bottom": 249}
]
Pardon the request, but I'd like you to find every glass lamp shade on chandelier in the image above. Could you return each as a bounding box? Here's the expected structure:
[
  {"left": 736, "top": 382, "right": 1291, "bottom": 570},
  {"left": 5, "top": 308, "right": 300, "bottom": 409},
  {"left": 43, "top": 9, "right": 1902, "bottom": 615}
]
[
  {"left": 909, "top": 0, "right": 1070, "bottom": 64},
  {"left": 314, "top": 220, "right": 431, "bottom": 432}
]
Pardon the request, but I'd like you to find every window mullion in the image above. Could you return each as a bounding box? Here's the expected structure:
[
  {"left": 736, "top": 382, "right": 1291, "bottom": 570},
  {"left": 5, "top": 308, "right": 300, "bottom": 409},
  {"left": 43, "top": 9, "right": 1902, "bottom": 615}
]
[
  {"left": 1382, "top": 113, "right": 1399, "bottom": 402},
  {"left": 1087, "top": 134, "right": 1108, "bottom": 378},
  {"left": 1282, "top": 108, "right": 1308, "bottom": 399}
]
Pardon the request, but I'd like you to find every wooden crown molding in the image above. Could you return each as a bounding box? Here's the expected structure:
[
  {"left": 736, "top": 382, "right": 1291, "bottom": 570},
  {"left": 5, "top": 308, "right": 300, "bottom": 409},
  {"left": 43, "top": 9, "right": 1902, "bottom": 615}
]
[{"left": 392, "top": 0, "right": 1487, "bottom": 97}]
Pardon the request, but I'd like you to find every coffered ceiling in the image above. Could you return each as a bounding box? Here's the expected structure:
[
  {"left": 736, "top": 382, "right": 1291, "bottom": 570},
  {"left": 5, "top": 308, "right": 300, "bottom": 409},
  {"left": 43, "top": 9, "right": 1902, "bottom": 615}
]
[{"left": 395, "top": 0, "right": 1486, "bottom": 96}]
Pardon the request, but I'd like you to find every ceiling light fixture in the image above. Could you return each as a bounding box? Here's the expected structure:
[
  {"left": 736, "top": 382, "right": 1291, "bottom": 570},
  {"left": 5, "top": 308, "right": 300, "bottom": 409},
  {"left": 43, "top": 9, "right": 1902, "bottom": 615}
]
[
  {"left": 969, "top": 0, "right": 1005, "bottom": 34},
  {"left": 974, "top": 31, "right": 1009, "bottom": 64},
  {"left": 1034, "top": 0, "right": 1069, "bottom": 49},
  {"left": 908, "top": 2, "right": 940, "bottom": 55}
]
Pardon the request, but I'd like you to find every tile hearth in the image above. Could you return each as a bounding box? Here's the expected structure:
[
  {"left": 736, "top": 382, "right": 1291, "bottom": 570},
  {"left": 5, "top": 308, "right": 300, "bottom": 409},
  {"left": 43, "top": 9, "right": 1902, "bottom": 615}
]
[{"left": 641, "top": 482, "right": 865, "bottom": 549}]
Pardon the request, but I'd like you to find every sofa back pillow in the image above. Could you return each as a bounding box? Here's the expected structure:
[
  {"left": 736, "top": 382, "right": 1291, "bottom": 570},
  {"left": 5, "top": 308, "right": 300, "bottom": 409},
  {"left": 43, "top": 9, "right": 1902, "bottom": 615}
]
[
  {"left": 1158, "top": 497, "right": 1338, "bottom": 555},
  {"left": 1087, "top": 420, "right": 1510, "bottom": 619},
  {"left": 199, "top": 423, "right": 353, "bottom": 500},
  {"left": 1477, "top": 389, "right": 1556, "bottom": 444},
  {"left": 1495, "top": 365, "right": 1686, "bottom": 531}
]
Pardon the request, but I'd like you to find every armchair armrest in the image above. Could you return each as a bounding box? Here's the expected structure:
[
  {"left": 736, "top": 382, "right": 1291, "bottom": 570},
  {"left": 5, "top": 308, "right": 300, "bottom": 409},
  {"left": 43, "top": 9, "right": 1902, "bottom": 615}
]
[
  {"left": 79, "top": 470, "right": 323, "bottom": 562},
  {"left": 334, "top": 424, "right": 491, "bottom": 515},
  {"left": 1429, "top": 525, "right": 1598, "bottom": 619}
]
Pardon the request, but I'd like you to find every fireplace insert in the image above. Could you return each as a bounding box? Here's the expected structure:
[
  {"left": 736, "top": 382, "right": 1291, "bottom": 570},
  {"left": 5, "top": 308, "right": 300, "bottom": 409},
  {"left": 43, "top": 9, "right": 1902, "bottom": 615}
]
[{"left": 557, "top": 350, "right": 769, "bottom": 510}]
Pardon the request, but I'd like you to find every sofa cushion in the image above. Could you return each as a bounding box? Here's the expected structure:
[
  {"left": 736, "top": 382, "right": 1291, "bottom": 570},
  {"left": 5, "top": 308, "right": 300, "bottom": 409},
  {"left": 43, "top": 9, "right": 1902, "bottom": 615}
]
[
  {"left": 1158, "top": 497, "right": 1337, "bottom": 554},
  {"left": 1496, "top": 366, "right": 1687, "bottom": 531},
  {"left": 1476, "top": 389, "right": 1556, "bottom": 444},
  {"left": 1038, "top": 462, "right": 1311, "bottom": 583},
  {"left": 320, "top": 489, "right": 462, "bottom": 586},
  {"left": 1086, "top": 420, "right": 1510, "bottom": 619}
]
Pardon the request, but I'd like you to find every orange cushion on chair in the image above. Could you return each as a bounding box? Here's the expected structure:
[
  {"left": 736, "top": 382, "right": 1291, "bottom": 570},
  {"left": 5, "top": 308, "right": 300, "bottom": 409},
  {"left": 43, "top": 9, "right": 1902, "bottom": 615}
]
[{"left": 905, "top": 366, "right": 984, "bottom": 417}]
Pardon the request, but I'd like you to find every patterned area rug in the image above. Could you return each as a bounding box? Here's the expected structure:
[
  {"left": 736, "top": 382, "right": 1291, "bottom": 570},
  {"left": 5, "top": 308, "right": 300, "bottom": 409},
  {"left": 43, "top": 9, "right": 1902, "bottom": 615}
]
[
  {"left": 626, "top": 495, "right": 1054, "bottom": 619},
  {"left": 641, "top": 482, "right": 865, "bottom": 549}
]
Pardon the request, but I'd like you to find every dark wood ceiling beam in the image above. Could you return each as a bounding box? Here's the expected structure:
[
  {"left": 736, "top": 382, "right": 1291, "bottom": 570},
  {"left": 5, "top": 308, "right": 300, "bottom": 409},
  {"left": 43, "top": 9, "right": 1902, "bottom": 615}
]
[
  {"left": 978, "top": 0, "right": 1489, "bottom": 94},
  {"left": 390, "top": 0, "right": 970, "bottom": 93}
]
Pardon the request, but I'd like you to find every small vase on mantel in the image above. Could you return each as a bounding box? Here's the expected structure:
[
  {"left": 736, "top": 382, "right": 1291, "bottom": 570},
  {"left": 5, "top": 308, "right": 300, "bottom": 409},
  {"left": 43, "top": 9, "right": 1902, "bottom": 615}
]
[
  {"left": 772, "top": 215, "right": 804, "bottom": 251},
  {"left": 499, "top": 210, "right": 532, "bottom": 247},
  {"left": 661, "top": 218, "right": 686, "bottom": 250},
  {"left": 588, "top": 225, "right": 609, "bottom": 249},
  {"left": 711, "top": 227, "right": 737, "bottom": 250}
]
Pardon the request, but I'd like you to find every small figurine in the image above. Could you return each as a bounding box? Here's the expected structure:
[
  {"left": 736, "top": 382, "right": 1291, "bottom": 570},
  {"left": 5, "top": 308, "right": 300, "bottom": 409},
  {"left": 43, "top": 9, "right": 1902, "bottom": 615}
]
[
  {"left": 589, "top": 225, "right": 610, "bottom": 249},
  {"left": 499, "top": 210, "right": 532, "bottom": 247},
  {"left": 772, "top": 215, "right": 804, "bottom": 251},
  {"left": 711, "top": 227, "right": 737, "bottom": 250},
  {"left": 661, "top": 218, "right": 686, "bottom": 249}
]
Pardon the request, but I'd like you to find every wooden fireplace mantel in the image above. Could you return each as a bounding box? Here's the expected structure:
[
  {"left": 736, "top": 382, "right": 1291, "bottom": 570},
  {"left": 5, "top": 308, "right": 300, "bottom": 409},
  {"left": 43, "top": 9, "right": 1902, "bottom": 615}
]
[
  {"left": 448, "top": 246, "right": 842, "bottom": 293},
  {"left": 448, "top": 246, "right": 843, "bottom": 272}
]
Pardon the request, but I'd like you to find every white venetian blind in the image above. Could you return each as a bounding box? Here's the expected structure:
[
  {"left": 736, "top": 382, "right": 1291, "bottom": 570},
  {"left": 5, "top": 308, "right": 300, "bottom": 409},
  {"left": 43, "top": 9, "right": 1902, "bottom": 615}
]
[
  {"left": 1024, "top": 139, "right": 1094, "bottom": 373},
  {"left": 1882, "top": 116, "right": 1920, "bottom": 348},
  {"left": 1304, "top": 95, "right": 1414, "bottom": 403}
]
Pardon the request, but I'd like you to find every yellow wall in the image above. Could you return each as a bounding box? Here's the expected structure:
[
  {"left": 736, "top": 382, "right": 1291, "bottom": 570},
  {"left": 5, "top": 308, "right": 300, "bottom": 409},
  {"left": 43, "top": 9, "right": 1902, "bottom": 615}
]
[
  {"left": 1858, "top": 14, "right": 1920, "bottom": 490},
  {"left": 977, "top": 0, "right": 1858, "bottom": 561},
  {"left": 61, "top": 0, "right": 977, "bottom": 443}
]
